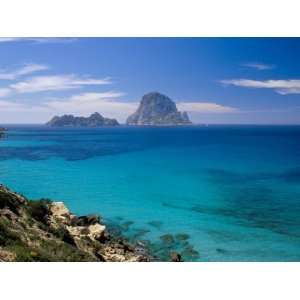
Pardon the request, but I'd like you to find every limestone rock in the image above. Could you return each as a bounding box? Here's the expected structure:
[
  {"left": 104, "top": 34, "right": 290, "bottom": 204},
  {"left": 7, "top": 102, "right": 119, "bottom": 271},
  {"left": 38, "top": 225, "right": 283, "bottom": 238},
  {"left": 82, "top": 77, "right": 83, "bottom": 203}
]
[
  {"left": 88, "top": 223, "right": 106, "bottom": 240},
  {"left": 0, "top": 248, "right": 16, "bottom": 262},
  {"left": 50, "top": 202, "right": 70, "bottom": 217},
  {"left": 66, "top": 223, "right": 106, "bottom": 241}
]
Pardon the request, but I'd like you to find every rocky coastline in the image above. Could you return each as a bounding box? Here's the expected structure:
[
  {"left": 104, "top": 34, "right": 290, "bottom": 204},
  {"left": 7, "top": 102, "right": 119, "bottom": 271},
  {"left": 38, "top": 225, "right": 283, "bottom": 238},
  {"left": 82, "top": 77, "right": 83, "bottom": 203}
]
[{"left": 0, "top": 184, "right": 152, "bottom": 262}]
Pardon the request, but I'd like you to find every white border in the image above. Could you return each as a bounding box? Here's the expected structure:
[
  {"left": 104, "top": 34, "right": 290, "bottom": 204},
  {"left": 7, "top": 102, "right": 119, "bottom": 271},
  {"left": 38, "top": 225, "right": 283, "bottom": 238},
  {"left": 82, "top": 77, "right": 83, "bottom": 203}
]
[
  {"left": 0, "top": 263, "right": 299, "bottom": 300},
  {"left": 0, "top": 0, "right": 300, "bottom": 299},
  {"left": 0, "top": 0, "right": 299, "bottom": 37}
]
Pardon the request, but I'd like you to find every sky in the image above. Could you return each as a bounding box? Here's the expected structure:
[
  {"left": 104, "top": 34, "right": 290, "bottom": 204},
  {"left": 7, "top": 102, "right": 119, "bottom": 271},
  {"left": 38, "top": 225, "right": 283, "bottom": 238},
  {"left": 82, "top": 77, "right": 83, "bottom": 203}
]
[{"left": 0, "top": 37, "right": 300, "bottom": 124}]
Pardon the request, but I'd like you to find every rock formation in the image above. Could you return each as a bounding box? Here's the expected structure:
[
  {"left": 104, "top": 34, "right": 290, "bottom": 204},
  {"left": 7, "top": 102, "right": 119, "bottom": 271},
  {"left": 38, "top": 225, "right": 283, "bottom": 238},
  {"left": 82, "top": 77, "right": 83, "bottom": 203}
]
[
  {"left": 0, "top": 184, "right": 150, "bottom": 262},
  {"left": 46, "top": 112, "right": 119, "bottom": 127},
  {"left": 126, "top": 92, "right": 192, "bottom": 125}
]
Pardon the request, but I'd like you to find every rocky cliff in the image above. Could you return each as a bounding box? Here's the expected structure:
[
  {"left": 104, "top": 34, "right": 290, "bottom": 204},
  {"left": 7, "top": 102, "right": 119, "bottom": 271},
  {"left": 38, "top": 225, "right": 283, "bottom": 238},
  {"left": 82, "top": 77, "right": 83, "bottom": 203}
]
[
  {"left": 46, "top": 112, "right": 119, "bottom": 127},
  {"left": 0, "top": 185, "right": 150, "bottom": 262},
  {"left": 126, "top": 92, "right": 192, "bottom": 125}
]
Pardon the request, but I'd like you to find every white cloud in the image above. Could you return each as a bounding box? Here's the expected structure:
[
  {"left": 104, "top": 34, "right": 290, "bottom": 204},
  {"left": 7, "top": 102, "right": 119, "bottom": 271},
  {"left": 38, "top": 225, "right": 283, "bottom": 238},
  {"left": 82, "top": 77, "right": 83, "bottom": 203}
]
[
  {"left": 0, "top": 99, "right": 54, "bottom": 123},
  {"left": 0, "top": 63, "right": 48, "bottom": 80},
  {"left": 0, "top": 38, "right": 77, "bottom": 44},
  {"left": 221, "top": 79, "right": 300, "bottom": 94},
  {"left": 0, "top": 88, "right": 11, "bottom": 97},
  {"left": 10, "top": 75, "right": 111, "bottom": 93},
  {"left": 241, "top": 62, "right": 274, "bottom": 70},
  {"left": 0, "top": 100, "right": 26, "bottom": 110},
  {"left": 177, "top": 102, "right": 238, "bottom": 113}
]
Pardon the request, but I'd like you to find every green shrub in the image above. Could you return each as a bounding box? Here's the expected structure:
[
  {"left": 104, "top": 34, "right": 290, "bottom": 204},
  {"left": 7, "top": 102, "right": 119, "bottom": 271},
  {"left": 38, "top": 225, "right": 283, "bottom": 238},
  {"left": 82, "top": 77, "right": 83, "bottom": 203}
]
[
  {"left": 0, "top": 190, "right": 20, "bottom": 214},
  {"left": 0, "top": 217, "right": 21, "bottom": 246},
  {"left": 26, "top": 199, "right": 51, "bottom": 224}
]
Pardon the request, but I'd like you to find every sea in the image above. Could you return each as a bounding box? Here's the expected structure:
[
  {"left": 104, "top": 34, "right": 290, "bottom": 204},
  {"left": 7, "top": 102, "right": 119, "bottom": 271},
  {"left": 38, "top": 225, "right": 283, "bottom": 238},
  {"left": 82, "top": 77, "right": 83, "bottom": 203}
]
[{"left": 1, "top": 124, "right": 300, "bottom": 261}]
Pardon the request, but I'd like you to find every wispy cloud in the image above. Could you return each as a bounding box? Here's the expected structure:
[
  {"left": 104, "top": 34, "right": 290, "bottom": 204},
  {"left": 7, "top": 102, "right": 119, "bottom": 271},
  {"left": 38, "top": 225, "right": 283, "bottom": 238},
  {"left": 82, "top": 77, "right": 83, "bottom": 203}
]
[
  {"left": 241, "top": 62, "right": 275, "bottom": 70},
  {"left": 0, "top": 38, "right": 77, "bottom": 44},
  {"left": 177, "top": 102, "right": 238, "bottom": 113},
  {"left": 0, "top": 88, "right": 11, "bottom": 97},
  {"left": 0, "top": 100, "right": 28, "bottom": 110},
  {"left": 220, "top": 79, "right": 300, "bottom": 95},
  {"left": 0, "top": 63, "right": 48, "bottom": 80},
  {"left": 9, "top": 75, "right": 111, "bottom": 94}
]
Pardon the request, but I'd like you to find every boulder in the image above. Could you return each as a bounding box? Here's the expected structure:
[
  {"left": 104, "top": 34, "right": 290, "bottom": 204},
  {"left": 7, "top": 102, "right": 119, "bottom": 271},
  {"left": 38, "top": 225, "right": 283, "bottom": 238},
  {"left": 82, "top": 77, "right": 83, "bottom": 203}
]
[
  {"left": 88, "top": 223, "right": 106, "bottom": 240},
  {"left": 50, "top": 202, "right": 70, "bottom": 217},
  {"left": 66, "top": 223, "right": 106, "bottom": 241}
]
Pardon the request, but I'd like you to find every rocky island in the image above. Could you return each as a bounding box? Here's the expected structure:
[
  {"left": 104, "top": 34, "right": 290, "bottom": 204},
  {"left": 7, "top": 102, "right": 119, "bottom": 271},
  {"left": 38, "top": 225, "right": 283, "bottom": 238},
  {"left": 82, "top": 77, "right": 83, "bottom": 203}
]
[
  {"left": 46, "top": 112, "right": 119, "bottom": 127},
  {"left": 0, "top": 184, "right": 151, "bottom": 262},
  {"left": 126, "top": 92, "right": 192, "bottom": 125}
]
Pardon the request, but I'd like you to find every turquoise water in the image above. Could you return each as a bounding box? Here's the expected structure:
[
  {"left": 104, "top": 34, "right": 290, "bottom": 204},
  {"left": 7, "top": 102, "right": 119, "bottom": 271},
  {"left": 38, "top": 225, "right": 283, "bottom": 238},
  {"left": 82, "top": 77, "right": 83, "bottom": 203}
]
[{"left": 1, "top": 125, "right": 300, "bottom": 261}]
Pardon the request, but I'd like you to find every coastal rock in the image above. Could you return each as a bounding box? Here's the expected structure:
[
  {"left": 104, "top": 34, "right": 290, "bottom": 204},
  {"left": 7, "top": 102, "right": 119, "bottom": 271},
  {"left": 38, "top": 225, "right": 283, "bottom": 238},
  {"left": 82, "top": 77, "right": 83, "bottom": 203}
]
[
  {"left": 66, "top": 224, "right": 106, "bottom": 241},
  {"left": 88, "top": 223, "right": 106, "bottom": 240},
  {"left": 46, "top": 112, "right": 119, "bottom": 127},
  {"left": 0, "top": 184, "right": 151, "bottom": 262},
  {"left": 0, "top": 248, "right": 16, "bottom": 262},
  {"left": 49, "top": 201, "right": 71, "bottom": 226},
  {"left": 50, "top": 202, "right": 70, "bottom": 217},
  {"left": 126, "top": 92, "right": 192, "bottom": 125},
  {"left": 170, "top": 251, "right": 182, "bottom": 262},
  {"left": 0, "top": 184, "right": 26, "bottom": 214},
  {"left": 72, "top": 214, "right": 100, "bottom": 226}
]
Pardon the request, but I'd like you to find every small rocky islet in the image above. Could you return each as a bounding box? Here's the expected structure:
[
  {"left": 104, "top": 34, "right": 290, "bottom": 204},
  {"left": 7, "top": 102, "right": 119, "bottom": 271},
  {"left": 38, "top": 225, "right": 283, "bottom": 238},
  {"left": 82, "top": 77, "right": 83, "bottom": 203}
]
[
  {"left": 46, "top": 112, "right": 119, "bottom": 127},
  {"left": 126, "top": 92, "right": 192, "bottom": 125}
]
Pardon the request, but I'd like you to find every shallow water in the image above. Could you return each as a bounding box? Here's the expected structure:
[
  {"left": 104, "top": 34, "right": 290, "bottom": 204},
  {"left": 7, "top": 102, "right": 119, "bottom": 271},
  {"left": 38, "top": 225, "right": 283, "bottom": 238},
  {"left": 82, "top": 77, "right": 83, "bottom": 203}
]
[{"left": 1, "top": 125, "right": 300, "bottom": 261}]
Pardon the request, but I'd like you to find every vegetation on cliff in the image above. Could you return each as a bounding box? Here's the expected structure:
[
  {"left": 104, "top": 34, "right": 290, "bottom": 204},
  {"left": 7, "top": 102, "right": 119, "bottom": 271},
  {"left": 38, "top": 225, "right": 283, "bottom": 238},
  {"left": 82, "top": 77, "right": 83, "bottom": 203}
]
[{"left": 0, "top": 184, "right": 150, "bottom": 262}]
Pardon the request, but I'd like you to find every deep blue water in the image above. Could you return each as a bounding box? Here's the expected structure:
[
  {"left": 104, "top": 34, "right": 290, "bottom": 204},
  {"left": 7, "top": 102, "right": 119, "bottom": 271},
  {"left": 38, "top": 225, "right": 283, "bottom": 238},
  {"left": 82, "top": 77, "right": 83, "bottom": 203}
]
[{"left": 1, "top": 125, "right": 300, "bottom": 261}]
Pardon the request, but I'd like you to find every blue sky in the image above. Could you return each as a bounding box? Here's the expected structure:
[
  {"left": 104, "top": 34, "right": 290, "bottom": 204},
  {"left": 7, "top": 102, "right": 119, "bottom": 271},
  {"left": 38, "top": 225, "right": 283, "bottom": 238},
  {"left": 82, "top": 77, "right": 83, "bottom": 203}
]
[{"left": 0, "top": 37, "right": 300, "bottom": 124}]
